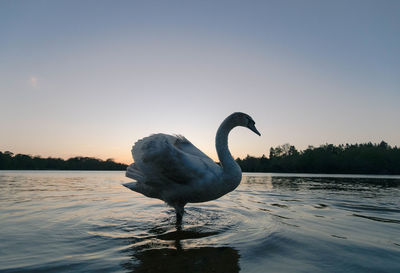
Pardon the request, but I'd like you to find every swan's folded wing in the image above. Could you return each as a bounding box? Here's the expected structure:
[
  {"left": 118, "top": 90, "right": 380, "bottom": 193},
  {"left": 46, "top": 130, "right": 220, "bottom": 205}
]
[
  {"left": 174, "top": 135, "right": 216, "bottom": 164},
  {"left": 171, "top": 136, "right": 222, "bottom": 183},
  {"left": 133, "top": 134, "right": 221, "bottom": 186}
]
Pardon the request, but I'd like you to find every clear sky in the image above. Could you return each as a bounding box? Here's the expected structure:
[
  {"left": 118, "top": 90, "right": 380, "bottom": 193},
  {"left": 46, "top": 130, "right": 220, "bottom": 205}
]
[{"left": 1, "top": 0, "right": 399, "bottom": 164}]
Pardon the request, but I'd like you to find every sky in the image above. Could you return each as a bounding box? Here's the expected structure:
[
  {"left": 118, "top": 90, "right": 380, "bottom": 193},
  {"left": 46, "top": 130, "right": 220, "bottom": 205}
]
[{"left": 1, "top": 0, "right": 399, "bottom": 164}]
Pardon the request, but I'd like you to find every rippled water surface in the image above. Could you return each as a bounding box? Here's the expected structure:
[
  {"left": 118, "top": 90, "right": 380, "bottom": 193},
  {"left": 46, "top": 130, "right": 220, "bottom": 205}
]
[{"left": 1, "top": 171, "right": 399, "bottom": 272}]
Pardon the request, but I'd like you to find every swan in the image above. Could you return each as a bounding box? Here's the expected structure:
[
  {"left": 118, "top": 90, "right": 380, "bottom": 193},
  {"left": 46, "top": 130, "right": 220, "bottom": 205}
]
[{"left": 123, "top": 112, "right": 261, "bottom": 223}]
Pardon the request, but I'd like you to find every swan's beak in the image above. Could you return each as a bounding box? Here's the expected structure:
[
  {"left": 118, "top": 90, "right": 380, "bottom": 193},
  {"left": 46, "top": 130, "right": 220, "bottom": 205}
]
[{"left": 248, "top": 124, "right": 261, "bottom": 136}]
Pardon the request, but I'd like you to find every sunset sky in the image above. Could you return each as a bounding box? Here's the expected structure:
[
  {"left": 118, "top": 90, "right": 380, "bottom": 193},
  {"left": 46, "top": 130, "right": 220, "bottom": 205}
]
[{"left": 1, "top": 0, "right": 399, "bottom": 164}]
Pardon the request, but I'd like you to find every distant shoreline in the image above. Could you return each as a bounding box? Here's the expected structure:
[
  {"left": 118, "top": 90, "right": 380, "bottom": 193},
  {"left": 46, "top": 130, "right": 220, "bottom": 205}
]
[
  {"left": 0, "top": 152, "right": 127, "bottom": 171},
  {"left": 2, "top": 140, "right": 400, "bottom": 174}
]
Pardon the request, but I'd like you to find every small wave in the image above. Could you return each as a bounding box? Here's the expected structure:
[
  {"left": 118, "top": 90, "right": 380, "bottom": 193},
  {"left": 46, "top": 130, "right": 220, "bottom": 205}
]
[
  {"left": 352, "top": 214, "right": 400, "bottom": 224},
  {"left": 331, "top": 234, "right": 347, "bottom": 239},
  {"left": 335, "top": 203, "right": 400, "bottom": 213},
  {"left": 314, "top": 203, "right": 329, "bottom": 209},
  {"left": 271, "top": 203, "right": 289, "bottom": 208}
]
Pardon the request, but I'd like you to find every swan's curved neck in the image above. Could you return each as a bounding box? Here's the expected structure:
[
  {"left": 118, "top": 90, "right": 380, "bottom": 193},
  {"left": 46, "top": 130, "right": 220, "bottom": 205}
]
[{"left": 215, "top": 118, "right": 241, "bottom": 179}]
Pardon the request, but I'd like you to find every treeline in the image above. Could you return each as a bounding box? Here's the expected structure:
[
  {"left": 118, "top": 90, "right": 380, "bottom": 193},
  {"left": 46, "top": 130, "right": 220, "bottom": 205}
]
[
  {"left": 2, "top": 141, "right": 400, "bottom": 174},
  {"left": 236, "top": 141, "right": 400, "bottom": 175},
  {"left": 0, "top": 151, "right": 128, "bottom": 170}
]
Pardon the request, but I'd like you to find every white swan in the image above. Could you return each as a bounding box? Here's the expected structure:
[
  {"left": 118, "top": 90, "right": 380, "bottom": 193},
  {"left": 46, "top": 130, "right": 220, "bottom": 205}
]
[{"left": 123, "top": 112, "right": 261, "bottom": 223}]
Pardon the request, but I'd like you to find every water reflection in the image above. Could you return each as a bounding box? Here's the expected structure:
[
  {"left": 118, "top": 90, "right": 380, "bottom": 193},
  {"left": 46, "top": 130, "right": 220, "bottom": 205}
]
[
  {"left": 242, "top": 175, "right": 400, "bottom": 191},
  {"left": 242, "top": 175, "right": 273, "bottom": 189},
  {"left": 122, "top": 228, "right": 240, "bottom": 273}
]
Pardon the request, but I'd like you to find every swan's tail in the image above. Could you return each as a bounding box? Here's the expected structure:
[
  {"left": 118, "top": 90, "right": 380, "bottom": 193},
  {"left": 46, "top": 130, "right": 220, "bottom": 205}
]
[
  {"left": 125, "top": 163, "right": 144, "bottom": 181},
  {"left": 123, "top": 181, "right": 139, "bottom": 192},
  {"left": 124, "top": 163, "right": 144, "bottom": 193},
  {"left": 123, "top": 164, "right": 154, "bottom": 197}
]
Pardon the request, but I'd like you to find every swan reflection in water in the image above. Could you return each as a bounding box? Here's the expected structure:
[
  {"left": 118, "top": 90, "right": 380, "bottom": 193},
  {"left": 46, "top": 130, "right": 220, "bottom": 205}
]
[
  {"left": 122, "top": 228, "right": 240, "bottom": 273},
  {"left": 121, "top": 209, "right": 240, "bottom": 273}
]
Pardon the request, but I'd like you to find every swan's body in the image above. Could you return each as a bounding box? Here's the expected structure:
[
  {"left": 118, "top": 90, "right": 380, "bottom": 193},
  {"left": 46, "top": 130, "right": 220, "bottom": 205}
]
[{"left": 123, "top": 112, "right": 260, "bottom": 223}]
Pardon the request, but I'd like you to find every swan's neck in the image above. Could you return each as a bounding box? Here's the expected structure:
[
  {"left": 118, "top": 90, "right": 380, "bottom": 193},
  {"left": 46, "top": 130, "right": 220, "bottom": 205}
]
[{"left": 215, "top": 119, "right": 242, "bottom": 185}]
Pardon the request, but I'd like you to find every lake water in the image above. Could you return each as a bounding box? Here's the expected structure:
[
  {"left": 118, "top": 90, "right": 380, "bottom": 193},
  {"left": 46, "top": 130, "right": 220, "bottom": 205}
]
[{"left": 0, "top": 171, "right": 399, "bottom": 273}]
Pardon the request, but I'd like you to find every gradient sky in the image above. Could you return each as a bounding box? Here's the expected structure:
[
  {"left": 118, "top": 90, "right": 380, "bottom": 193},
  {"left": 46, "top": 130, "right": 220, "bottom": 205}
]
[{"left": 1, "top": 0, "right": 399, "bottom": 164}]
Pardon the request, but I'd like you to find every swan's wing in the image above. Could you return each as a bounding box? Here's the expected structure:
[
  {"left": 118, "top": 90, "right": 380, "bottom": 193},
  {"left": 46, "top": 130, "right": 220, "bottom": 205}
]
[
  {"left": 174, "top": 135, "right": 217, "bottom": 166},
  {"left": 132, "top": 134, "right": 221, "bottom": 186}
]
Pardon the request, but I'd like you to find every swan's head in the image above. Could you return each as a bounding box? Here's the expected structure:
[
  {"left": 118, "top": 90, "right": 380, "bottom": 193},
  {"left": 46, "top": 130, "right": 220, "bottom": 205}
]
[{"left": 229, "top": 112, "right": 261, "bottom": 136}]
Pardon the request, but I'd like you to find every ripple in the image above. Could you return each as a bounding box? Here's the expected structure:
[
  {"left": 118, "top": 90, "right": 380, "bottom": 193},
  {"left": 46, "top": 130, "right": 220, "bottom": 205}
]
[
  {"left": 352, "top": 214, "right": 400, "bottom": 224},
  {"left": 314, "top": 203, "right": 329, "bottom": 209},
  {"left": 331, "top": 234, "right": 347, "bottom": 239},
  {"left": 271, "top": 203, "right": 289, "bottom": 208},
  {"left": 337, "top": 203, "right": 400, "bottom": 213}
]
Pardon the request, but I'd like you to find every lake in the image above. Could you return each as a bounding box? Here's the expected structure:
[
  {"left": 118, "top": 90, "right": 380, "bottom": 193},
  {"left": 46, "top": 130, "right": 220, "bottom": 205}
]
[{"left": 0, "top": 171, "right": 399, "bottom": 272}]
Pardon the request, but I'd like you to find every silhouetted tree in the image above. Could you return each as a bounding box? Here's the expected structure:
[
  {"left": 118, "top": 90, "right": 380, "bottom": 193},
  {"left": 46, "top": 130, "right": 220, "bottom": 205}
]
[
  {"left": 0, "top": 152, "right": 127, "bottom": 170},
  {"left": 237, "top": 141, "right": 400, "bottom": 175}
]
